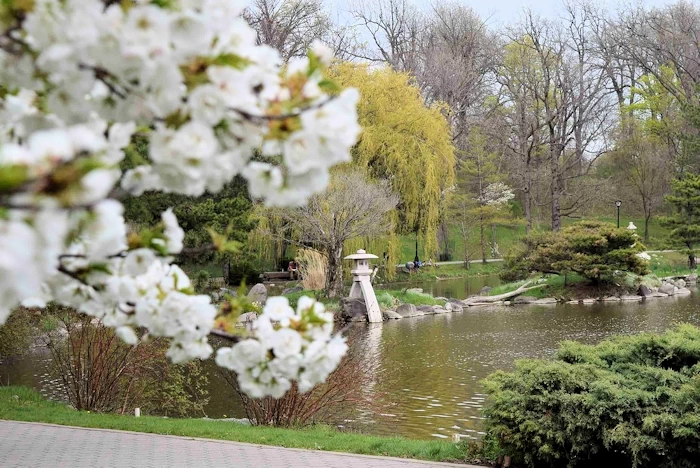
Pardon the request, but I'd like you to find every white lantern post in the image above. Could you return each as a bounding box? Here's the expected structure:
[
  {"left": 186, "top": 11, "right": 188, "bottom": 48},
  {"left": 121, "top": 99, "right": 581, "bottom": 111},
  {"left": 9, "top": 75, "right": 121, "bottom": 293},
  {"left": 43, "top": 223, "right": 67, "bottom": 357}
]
[{"left": 344, "top": 249, "right": 383, "bottom": 323}]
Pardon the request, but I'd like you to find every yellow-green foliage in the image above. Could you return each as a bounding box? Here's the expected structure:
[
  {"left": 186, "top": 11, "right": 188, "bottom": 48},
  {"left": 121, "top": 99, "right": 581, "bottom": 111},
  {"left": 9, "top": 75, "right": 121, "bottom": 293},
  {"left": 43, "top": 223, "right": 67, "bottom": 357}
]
[{"left": 331, "top": 63, "right": 455, "bottom": 256}]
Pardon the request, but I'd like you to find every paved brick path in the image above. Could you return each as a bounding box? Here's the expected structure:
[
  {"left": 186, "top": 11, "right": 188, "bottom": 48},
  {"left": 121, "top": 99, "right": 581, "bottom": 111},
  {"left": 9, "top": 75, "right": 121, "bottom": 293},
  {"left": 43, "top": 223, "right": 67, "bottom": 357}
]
[{"left": 0, "top": 420, "right": 480, "bottom": 468}]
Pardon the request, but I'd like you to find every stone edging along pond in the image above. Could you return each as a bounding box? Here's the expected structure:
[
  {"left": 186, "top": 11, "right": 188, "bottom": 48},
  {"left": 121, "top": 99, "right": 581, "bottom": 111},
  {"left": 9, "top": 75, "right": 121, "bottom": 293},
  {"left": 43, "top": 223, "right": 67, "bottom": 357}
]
[{"left": 373, "top": 274, "right": 698, "bottom": 321}]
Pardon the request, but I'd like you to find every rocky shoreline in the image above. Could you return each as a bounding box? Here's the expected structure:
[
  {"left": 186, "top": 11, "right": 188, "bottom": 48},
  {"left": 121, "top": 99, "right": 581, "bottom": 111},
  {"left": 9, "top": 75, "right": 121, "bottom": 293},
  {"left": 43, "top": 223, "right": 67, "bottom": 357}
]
[{"left": 341, "top": 274, "right": 698, "bottom": 322}]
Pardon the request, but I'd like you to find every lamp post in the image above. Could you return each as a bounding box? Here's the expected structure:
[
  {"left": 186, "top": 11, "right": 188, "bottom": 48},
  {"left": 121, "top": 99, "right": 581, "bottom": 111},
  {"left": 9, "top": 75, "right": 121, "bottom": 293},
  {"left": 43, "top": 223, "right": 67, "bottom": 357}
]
[
  {"left": 615, "top": 200, "right": 622, "bottom": 228},
  {"left": 414, "top": 232, "right": 420, "bottom": 265}
]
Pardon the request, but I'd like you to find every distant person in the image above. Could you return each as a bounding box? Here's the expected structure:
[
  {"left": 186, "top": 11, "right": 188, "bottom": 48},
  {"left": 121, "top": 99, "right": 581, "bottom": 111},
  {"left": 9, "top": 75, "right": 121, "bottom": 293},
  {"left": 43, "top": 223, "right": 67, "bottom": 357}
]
[{"left": 287, "top": 260, "right": 298, "bottom": 279}]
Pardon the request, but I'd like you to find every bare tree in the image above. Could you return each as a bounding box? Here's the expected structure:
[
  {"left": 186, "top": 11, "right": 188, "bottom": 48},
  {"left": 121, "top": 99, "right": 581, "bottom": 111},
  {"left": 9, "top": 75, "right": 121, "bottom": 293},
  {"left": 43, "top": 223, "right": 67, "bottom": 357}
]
[
  {"left": 614, "top": 1, "right": 700, "bottom": 102},
  {"left": 244, "top": 0, "right": 333, "bottom": 62},
  {"left": 282, "top": 170, "right": 398, "bottom": 298},
  {"left": 348, "top": 0, "right": 424, "bottom": 71}
]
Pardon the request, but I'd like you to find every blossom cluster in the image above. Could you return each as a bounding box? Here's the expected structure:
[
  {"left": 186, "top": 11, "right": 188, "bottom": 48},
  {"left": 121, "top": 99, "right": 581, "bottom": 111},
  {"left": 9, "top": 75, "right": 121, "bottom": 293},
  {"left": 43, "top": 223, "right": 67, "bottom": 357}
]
[
  {"left": 480, "top": 182, "right": 515, "bottom": 206},
  {"left": 216, "top": 296, "right": 347, "bottom": 398},
  {"left": 0, "top": 0, "right": 357, "bottom": 395}
]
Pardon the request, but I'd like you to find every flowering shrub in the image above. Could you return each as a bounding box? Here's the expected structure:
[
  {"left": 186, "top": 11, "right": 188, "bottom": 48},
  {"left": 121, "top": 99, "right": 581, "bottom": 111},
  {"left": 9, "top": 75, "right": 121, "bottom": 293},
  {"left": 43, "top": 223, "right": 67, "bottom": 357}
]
[{"left": 0, "top": 0, "right": 358, "bottom": 397}]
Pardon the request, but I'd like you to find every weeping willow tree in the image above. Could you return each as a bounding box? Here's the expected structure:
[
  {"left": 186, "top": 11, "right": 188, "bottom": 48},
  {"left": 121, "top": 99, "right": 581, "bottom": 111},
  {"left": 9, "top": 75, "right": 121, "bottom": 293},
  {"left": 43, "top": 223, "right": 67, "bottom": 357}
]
[{"left": 330, "top": 63, "right": 456, "bottom": 257}]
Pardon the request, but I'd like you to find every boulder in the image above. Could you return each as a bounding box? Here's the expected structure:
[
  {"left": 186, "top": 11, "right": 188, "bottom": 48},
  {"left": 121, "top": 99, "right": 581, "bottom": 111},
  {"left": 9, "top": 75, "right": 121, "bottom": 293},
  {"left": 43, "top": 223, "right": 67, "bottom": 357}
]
[
  {"left": 675, "top": 279, "right": 687, "bottom": 289},
  {"left": 210, "top": 291, "right": 220, "bottom": 303},
  {"left": 659, "top": 283, "right": 676, "bottom": 296},
  {"left": 282, "top": 285, "right": 304, "bottom": 295},
  {"left": 236, "top": 312, "right": 258, "bottom": 329},
  {"left": 513, "top": 295, "right": 538, "bottom": 304},
  {"left": 637, "top": 285, "right": 653, "bottom": 297},
  {"left": 620, "top": 295, "right": 643, "bottom": 301},
  {"left": 601, "top": 296, "right": 620, "bottom": 302},
  {"left": 340, "top": 297, "right": 367, "bottom": 322},
  {"left": 651, "top": 292, "right": 669, "bottom": 298},
  {"left": 432, "top": 306, "right": 450, "bottom": 314},
  {"left": 566, "top": 300, "right": 580, "bottom": 304},
  {"left": 396, "top": 303, "right": 420, "bottom": 317},
  {"left": 406, "top": 288, "right": 423, "bottom": 294},
  {"left": 582, "top": 299, "right": 597, "bottom": 305},
  {"left": 435, "top": 296, "right": 449, "bottom": 301},
  {"left": 479, "top": 286, "right": 493, "bottom": 295},
  {"left": 534, "top": 297, "right": 558, "bottom": 305},
  {"left": 676, "top": 287, "right": 692, "bottom": 296},
  {"left": 687, "top": 273, "right": 698, "bottom": 284},
  {"left": 382, "top": 310, "right": 402, "bottom": 320},
  {"left": 446, "top": 302, "right": 463, "bottom": 313},
  {"left": 247, "top": 283, "right": 267, "bottom": 304}
]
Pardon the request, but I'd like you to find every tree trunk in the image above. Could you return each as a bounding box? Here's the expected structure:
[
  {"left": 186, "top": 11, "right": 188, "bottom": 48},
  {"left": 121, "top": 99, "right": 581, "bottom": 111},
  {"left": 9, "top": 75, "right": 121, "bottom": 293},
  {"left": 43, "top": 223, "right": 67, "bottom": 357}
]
[
  {"left": 689, "top": 254, "right": 697, "bottom": 270},
  {"left": 644, "top": 212, "right": 651, "bottom": 243},
  {"left": 479, "top": 215, "right": 486, "bottom": 264},
  {"left": 325, "top": 244, "right": 344, "bottom": 298},
  {"left": 524, "top": 186, "right": 532, "bottom": 236}
]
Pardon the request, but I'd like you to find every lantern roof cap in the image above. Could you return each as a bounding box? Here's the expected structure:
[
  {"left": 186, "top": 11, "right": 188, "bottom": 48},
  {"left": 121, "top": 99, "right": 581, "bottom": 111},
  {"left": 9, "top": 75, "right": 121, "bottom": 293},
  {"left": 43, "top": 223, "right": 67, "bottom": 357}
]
[{"left": 344, "top": 249, "right": 378, "bottom": 260}]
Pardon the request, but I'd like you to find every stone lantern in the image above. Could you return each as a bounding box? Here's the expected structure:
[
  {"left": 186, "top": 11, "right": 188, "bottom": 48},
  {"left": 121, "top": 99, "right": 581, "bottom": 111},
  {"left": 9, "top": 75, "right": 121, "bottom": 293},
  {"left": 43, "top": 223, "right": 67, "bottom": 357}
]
[{"left": 344, "top": 249, "right": 382, "bottom": 323}]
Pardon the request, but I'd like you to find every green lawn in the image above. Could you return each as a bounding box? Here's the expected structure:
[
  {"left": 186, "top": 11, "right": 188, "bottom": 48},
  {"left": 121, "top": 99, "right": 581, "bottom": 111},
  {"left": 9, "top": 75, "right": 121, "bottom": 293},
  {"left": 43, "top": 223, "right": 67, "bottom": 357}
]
[
  {"left": 0, "top": 386, "right": 470, "bottom": 463},
  {"left": 398, "top": 215, "right": 674, "bottom": 263}
]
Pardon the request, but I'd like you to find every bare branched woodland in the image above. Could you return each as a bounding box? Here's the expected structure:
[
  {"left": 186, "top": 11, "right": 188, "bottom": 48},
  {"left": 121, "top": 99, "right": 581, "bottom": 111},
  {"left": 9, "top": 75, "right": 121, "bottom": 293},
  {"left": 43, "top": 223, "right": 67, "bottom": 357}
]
[{"left": 249, "top": 0, "right": 700, "bottom": 275}]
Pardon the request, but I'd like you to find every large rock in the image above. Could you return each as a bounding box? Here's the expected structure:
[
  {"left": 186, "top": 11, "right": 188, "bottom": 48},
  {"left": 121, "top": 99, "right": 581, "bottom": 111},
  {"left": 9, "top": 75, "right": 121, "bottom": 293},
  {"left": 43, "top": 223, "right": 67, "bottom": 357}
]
[
  {"left": 340, "top": 297, "right": 367, "bottom": 322},
  {"left": 247, "top": 283, "right": 267, "bottom": 303},
  {"left": 513, "top": 295, "right": 538, "bottom": 304},
  {"left": 383, "top": 310, "right": 402, "bottom": 320},
  {"left": 687, "top": 273, "right": 698, "bottom": 284},
  {"left": 675, "top": 279, "right": 687, "bottom": 289},
  {"left": 236, "top": 312, "right": 258, "bottom": 329},
  {"left": 638, "top": 285, "right": 652, "bottom": 297},
  {"left": 396, "top": 303, "right": 420, "bottom": 317},
  {"left": 582, "top": 299, "right": 597, "bottom": 305},
  {"left": 534, "top": 297, "right": 558, "bottom": 305},
  {"left": 432, "top": 306, "right": 450, "bottom": 314},
  {"left": 651, "top": 292, "right": 669, "bottom": 298},
  {"left": 417, "top": 305, "right": 435, "bottom": 314},
  {"left": 601, "top": 296, "right": 620, "bottom": 302},
  {"left": 446, "top": 301, "right": 463, "bottom": 313},
  {"left": 479, "top": 286, "right": 493, "bottom": 295},
  {"left": 659, "top": 283, "right": 676, "bottom": 296},
  {"left": 676, "top": 287, "right": 692, "bottom": 296},
  {"left": 406, "top": 288, "right": 424, "bottom": 294},
  {"left": 282, "top": 285, "right": 304, "bottom": 295}
]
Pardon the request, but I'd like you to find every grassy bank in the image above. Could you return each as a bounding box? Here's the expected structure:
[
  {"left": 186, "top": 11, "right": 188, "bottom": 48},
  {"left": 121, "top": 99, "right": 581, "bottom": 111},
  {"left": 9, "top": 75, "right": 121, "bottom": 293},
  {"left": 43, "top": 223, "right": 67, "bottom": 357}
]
[
  {"left": 0, "top": 386, "right": 472, "bottom": 463},
  {"left": 397, "top": 216, "right": 673, "bottom": 263},
  {"left": 393, "top": 262, "right": 502, "bottom": 282}
]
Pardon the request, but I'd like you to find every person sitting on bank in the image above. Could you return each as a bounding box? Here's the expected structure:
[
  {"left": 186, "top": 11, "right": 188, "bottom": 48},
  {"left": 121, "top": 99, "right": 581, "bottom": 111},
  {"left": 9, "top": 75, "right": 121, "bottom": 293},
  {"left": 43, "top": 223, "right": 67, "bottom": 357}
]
[{"left": 287, "top": 260, "right": 298, "bottom": 279}]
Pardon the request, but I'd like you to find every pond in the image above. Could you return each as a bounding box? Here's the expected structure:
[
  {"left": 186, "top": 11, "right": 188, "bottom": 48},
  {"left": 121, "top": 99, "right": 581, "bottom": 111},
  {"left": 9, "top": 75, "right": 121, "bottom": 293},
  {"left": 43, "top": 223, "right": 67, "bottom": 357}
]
[{"left": 3, "top": 276, "right": 700, "bottom": 441}]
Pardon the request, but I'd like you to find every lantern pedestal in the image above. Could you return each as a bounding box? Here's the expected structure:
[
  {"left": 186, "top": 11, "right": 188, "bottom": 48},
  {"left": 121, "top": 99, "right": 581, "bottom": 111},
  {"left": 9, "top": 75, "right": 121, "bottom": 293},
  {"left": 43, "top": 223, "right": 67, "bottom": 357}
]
[{"left": 344, "top": 249, "right": 382, "bottom": 323}]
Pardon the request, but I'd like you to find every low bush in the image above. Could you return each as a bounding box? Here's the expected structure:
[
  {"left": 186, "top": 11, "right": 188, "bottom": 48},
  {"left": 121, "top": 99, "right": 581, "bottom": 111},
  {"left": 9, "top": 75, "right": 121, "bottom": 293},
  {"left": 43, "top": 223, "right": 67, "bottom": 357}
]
[
  {"left": 483, "top": 325, "right": 700, "bottom": 468},
  {"left": 43, "top": 308, "right": 208, "bottom": 416},
  {"left": 218, "top": 333, "right": 381, "bottom": 427}
]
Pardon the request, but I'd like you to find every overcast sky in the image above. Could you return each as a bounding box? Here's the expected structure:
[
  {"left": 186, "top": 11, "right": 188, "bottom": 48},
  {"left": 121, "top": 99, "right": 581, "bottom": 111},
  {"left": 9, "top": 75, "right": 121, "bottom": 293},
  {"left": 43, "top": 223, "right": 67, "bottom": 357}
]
[{"left": 325, "top": 0, "right": 680, "bottom": 28}]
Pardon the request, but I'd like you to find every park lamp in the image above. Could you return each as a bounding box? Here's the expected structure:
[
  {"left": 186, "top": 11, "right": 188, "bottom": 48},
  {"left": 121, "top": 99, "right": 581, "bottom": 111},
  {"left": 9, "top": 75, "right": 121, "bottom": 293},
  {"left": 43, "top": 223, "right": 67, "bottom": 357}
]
[{"left": 615, "top": 200, "right": 622, "bottom": 228}]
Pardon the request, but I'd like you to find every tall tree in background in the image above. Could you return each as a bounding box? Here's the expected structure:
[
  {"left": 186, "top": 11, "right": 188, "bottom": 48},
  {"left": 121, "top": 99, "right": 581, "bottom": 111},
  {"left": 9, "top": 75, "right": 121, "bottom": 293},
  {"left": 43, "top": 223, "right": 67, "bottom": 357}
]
[
  {"left": 611, "top": 126, "right": 670, "bottom": 242},
  {"left": 455, "top": 129, "right": 511, "bottom": 263},
  {"left": 661, "top": 174, "right": 700, "bottom": 269}
]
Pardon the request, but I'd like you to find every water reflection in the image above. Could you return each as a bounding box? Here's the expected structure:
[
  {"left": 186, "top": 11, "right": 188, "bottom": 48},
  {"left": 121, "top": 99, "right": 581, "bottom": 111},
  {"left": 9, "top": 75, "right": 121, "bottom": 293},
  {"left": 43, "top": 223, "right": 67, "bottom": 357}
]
[
  {"left": 3, "top": 277, "right": 700, "bottom": 441},
  {"left": 349, "top": 289, "right": 700, "bottom": 439}
]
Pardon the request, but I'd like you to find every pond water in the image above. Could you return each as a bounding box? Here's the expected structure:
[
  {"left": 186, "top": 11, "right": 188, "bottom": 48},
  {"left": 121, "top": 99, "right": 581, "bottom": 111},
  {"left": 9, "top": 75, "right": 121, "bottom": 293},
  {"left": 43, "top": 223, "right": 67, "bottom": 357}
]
[
  {"left": 3, "top": 276, "right": 700, "bottom": 441},
  {"left": 377, "top": 273, "right": 501, "bottom": 299}
]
